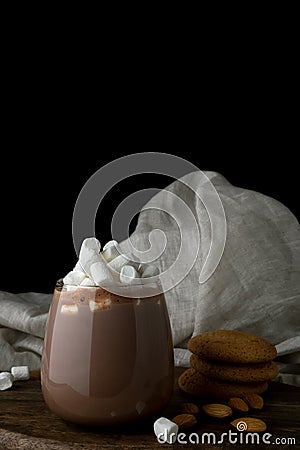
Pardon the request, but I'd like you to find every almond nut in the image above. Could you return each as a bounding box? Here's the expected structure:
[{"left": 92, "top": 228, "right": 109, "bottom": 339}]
[
  {"left": 244, "top": 394, "right": 264, "bottom": 409},
  {"left": 202, "top": 404, "right": 233, "bottom": 418},
  {"left": 231, "top": 417, "right": 267, "bottom": 432},
  {"left": 172, "top": 413, "right": 197, "bottom": 430},
  {"left": 180, "top": 402, "right": 200, "bottom": 414},
  {"left": 228, "top": 397, "right": 249, "bottom": 412}
]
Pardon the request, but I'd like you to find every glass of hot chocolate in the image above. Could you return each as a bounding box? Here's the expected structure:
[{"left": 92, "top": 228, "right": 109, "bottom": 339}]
[{"left": 41, "top": 280, "right": 174, "bottom": 426}]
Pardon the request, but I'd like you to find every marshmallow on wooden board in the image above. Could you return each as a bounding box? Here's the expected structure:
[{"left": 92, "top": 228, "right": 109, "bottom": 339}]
[
  {"left": 0, "top": 372, "right": 14, "bottom": 391},
  {"left": 153, "top": 417, "right": 178, "bottom": 444},
  {"left": 90, "top": 261, "right": 115, "bottom": 285},
  {"left": 63, "top": 270, "right": 86, "bottom": 285},
  {"left": 120, "top": 265, "right": 140, "bottom": 284},
  {"left": 11, "top": 366, "right": 30, "bottom": 381},
  {"left": 102, "top": 240, "right": 120, "bottom": 262}
]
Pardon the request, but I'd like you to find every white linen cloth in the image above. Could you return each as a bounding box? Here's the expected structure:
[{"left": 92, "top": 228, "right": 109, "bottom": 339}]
[
  {"left": 0, "top": 292, "right": 51, "bottom": 370},
  {"left": 0, "top": 171, "right": 299, "bottom": 385}
]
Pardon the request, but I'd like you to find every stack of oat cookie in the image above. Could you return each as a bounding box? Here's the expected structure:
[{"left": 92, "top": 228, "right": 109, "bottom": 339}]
[{"left": 179, "top": 330, "right": 278, "bottom": 400}]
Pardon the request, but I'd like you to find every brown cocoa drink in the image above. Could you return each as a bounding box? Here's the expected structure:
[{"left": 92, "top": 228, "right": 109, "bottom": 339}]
[{"left": 41, "top": 284, "right": 174, "bottom": 426}]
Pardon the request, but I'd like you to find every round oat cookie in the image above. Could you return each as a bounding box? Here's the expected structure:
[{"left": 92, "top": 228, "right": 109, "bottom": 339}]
[
  {"left": 188, "top": 330, "right": 277, "bottom": 363},
  {"left": 190, "top": 354, "right": 279, "bottom": 382},
  {"left": 178, "top": 368, "right": 268, "bottom": 400}
]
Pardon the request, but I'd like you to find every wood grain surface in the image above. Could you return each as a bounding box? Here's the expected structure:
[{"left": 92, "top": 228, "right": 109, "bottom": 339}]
[{"left": 0, "top": 368, "right": 299, "bottom": 449}]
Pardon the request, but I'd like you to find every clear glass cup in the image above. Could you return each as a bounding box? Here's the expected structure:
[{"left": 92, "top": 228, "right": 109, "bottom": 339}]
[{"left": 41, "top": 281, "right": 174, "bottom": 426}]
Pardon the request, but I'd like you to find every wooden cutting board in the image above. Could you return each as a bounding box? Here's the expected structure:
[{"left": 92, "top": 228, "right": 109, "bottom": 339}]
[{"left": 0, "top": 368, "right": 299, "bottom": 449}]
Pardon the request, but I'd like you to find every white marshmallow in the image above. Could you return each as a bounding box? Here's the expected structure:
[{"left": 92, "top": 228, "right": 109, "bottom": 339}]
[
  {"left": 80, "top": 277, "right": 97, "bottom": 286},
  {"left": 65, "top": 237, "right": 161, "bottom": 290},
  {"left": 89, "top": 299, "right": 111, "bottom": 312},
  {"left": 108, "top": 255, "right": 130, "bottom": 273},
  {"left": 63, "top": 270, "right": 86, "bottom": 285},
  {"left": 73, "top": 261, "right": 84, "bottom": 271},
  {"left": 89, "top": 300, "right": 100, "bottom": 312},
  {"left": 140, "top": 264, "right": 159, "bottom": 278},
  {"left": 80, "top": 251, "right": 100, "bottom": 268},
  {"left": 11, "top": 366, "right": 30, "bottom": 381},
  {"left": 154, "top": 417, "right": 178, "bottom": 444},
  {"left": 79, "top": 238, "right": 102, "bottom": 276},
  {"left": 103, "top": 240, "right": 118, "bottom": 251},
  {"left": 0, "top": 372, "right": 14, "bottom": 391},
  {"left": 120, "top": 265, "right": 140, "bottom": 284},
  {"left": 80, "top": 237, "right": 101, "bottom": 253},
  {"left": 61, "top": 304, "right": 78, "bottom": 314},
  {"left": 90, "top": 261, "right": 115, "bottom": 285},
  {"left": 102, "top": 240, "right": 120, "bottom": 262},
  {"left": 65, "top": 285, "right": 78, "bottom": 292}
]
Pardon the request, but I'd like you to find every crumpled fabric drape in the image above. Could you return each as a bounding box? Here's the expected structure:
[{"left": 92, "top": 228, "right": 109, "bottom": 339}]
[
  {"left": 1, "top": 171, "right": 299, "bottom": 385},
  {"left": 0, "top": 291, "right": 51, "bottom": 370}
]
